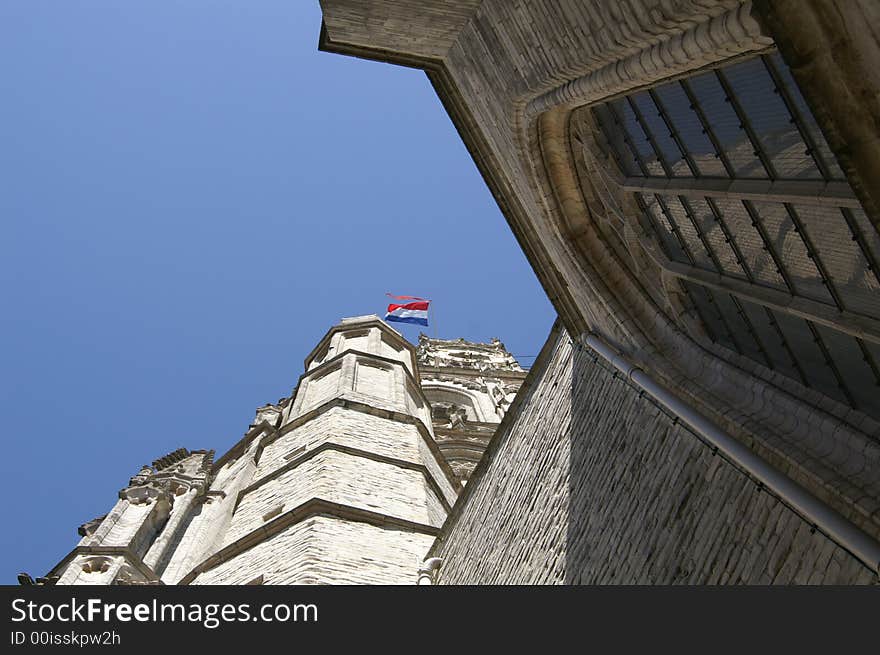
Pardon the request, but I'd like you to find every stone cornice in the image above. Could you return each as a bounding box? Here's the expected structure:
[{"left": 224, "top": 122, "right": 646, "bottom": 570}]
[{"left": 233, "top": 441, "right": 453, "bottom": 515}]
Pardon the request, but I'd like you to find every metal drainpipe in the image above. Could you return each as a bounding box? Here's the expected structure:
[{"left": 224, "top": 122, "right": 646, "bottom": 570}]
[
  {"left": 417, "top": 557, "right": 443, "bottom": 585},
  {"left": 581, "top": 332, "right": 880, "bottom": 575}
]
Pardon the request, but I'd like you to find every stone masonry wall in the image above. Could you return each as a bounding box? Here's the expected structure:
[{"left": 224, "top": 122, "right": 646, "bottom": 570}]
[
  {"left": 225, "top": 449, "right": 443, "bottom": 546},
  {"left": 432, "top": 326, "right": 876, "bottom": 584},
  {"left": 193, "top": 516, "right": 434, "bottom": 585},
  {"left": 257, "top": 408, "right": 423, "bottom": 479}
]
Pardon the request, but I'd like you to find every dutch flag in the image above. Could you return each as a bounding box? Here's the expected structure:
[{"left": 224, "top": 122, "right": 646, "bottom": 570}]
[{"left": 385, "top": 293, "right": 430, "bottom": 327}]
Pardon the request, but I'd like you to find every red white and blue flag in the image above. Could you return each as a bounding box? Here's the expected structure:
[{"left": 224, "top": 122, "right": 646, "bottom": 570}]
[{"left": 385, "top": 293, "right": 430, "bottom": 326}]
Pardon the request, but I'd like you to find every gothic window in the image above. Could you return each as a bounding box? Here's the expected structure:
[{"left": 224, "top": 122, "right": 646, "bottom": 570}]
[
  {"left": 592, "top": 52, "right": 880, "bottom": 423},
  {"left": 423, "top": 387, "right": 481, "bottom": 423}
]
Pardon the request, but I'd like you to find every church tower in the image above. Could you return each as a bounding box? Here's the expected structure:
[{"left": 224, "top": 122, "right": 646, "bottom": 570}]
[
  {"left": 417, "top": 335, "right": 526, "bottom": 481},
  {"left": 40, "top": 316, "right": 522, "bottom": 585}
]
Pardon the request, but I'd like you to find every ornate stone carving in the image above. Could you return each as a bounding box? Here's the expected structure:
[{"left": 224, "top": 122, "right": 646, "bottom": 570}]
[
  {"left": 129, "top": 465, "right": 154, "bottom": 487},
  {"left": 80, "top": 556, "right": 113, "bottom": 574},
  {"left": 416, "top": 334, "right": 524, "bottom": 373},
  {"left": 121, "top": 485, "right": 165, "bottom": 506}
]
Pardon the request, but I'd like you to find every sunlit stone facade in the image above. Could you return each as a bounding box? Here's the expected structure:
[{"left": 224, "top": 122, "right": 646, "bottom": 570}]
[{"left": 42, "top": 316, "right": 523, "bottom": 585}]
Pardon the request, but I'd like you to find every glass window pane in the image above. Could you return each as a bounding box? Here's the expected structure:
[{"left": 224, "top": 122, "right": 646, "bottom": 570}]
[
  {"left": 629, "top": 91, "right": 687, "bottom": 176},
  {"left": 708, "top": 198, "right": 787, "bottom": 291},
  {"left": 769, "top": 52, "right": 846, "bottom": 180},
  {"left": 609, "top": 98, "right": 664, "bottom": 176},
  {"left": 773, "top": 314, "right": 848, "bottom": 404},
  {"left": 683, "top": 281, "right": 735, "bottom": 350},
  {"left": 682, "top": 197, "right": 744, "bottom": 279},
  {"left": 592, "top": 104, "right": 641, "bottom": 176},
  {"left": 688, "top": 70, "right": 764, "bottom": 178},
  {"left": 791, "top": 204, "right": 880, "bottom": 318},
  {"left": 713, "top": 293, "right": 768, "bottom": 366},
  {"left": 815, "top": 327, "right": 880, "bottom": 419},
  {"left": 654, "top": 82, "right": 728, "bottom": 178},
  {"left": 739, "top": 300, "right": 803, "bottom": 380},
  {"left": 636, "top": 192, "right": 687, "bottom": 262},
  {"left": 659, "top": 196, "right": 715, "bottom": 270},
  {"left": 722, "top": 57, "right": 821, "bottom": 180},
  {"left": 748, "top": 201, "right": 834, "bottom": 304}
]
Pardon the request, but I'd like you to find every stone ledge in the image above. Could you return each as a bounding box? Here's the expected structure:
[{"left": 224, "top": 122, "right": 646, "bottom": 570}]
[
  {"left": 178, "top": 498, "right": 440, "bottom": 585},
  {"left": 232, "top": 441, "right": 453, "bottom": 515}
]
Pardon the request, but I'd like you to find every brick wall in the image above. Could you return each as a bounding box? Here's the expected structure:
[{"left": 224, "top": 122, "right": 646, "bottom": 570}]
[{"left": 432, "top": 325, "right": 875, "bottom": 584}]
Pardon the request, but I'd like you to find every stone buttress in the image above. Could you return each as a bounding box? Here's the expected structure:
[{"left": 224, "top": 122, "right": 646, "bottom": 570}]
[{"left": 45, "top": 449, "right": 213, "bottom": 585}]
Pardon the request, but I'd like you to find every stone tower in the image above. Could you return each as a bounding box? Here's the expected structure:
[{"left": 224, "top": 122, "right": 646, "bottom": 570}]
[
  {"left": 39, "top": 316, "right": 523, "bottom": 585},
  {"left": 417, "top": 334, "right": 526, "bottom": 481}
]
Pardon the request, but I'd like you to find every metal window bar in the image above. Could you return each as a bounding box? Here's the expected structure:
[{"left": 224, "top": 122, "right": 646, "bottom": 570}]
[
  {"left": 628, "top": 94, "right": 729, "bottom": 276},
  {"left": 840, "top": 207, "right": 880, "bottom": 290},
  {"left": 704, "top": 198, "right": 753, "bottom": 278},
  {"left": 679, "top": 78, "right": 736, "bottom": 177},
  {"left": 765, "top": 308, "right": 811, "bottom": 386},
  {"left": 741, "top": 199, "right": 795, "bottom": 292},
  {"left": 680, "top": 282, "right": 721, "bottom": 345},
  {"left": 635, "top": 194, "right": 723, "bottom": 347},
  {"left": 714, "top": 68, "right": 778, "bottom": 179},
  {"left": 780, "top": 202, "right": 860, "bottom": 405},
  {"left": 673, "top": 85, "right": 812, "bottom": 378},
  {"left": 856, "top": 338, "right": 880, "bottom": 387},
  {"left": 606, "top": 101, "right": 651, "bottom": 177},
  {"left": 636, "top": 81, "right": 800, "bottom": 376},
  {"left": 652, "top": 197, "right": 746, "bottom": 354},
  {"left": 678, "top": 197, "right": 778, "bottom": 367},
  {"left": 714, "top": 67, "right": 848, "bottom": 393},
  {"left": 678, "top": 196, "right": 725, "bottom": 271},
  {"left": 729, "top": 295, "right": 775, "bottom": 369},
  {"left": 782, "top": 203, "right": 845, "bottom": 311},
  {"left": 702, "top": 287, "right": 746, "bottom": 354},
  {"left": 632, "top": 95, "right": 763, "bottom": 357},
  {"left": 634, "top": 192, "right": 676, "bottom": 261},
  {"left": 714, "top": 66, "right": 865, "bottom": 408},
  {"left": 704, "top": 198, "right": 803, "bottom": 377},
  {"left": 592, "top": 106, "right": 636, "bottom": 179},
  {"left": 806, "top": 321, "right": 857, "bottom": 407},
  {"left": 655, "top": 195, "right": 699, "bottom": 266},
  {"left": 647, "top": 89, "right": 700, "bottom": 177},
  {"left": 604, "top": 63, "right": 866, "bottom": 406},
  {"left": 626, "top": 96, "right": 674, "bottom": 176},
  {"left": 761, "top": 54, "right": 832, "bottom": 181}
]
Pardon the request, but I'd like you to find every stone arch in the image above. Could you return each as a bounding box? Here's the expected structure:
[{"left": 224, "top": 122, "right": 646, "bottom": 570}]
[{"left": 421, "top": 384, "right": 485, "bottom": 424}]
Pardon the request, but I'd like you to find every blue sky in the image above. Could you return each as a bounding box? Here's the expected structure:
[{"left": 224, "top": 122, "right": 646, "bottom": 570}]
[{"left": 0, "top": 1, "right": 554, "bottom": 583}]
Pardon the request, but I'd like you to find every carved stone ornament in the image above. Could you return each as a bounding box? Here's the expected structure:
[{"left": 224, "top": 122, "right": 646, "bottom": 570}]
[
  {"left": 80, "top": 556, "right": 113, "bottom": 574},
  {"left": 128, "top": 465, "right": 154, "bottom": 487},
  {"left": 121, "top": 485, "right": 164, "bottom": 506}
]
